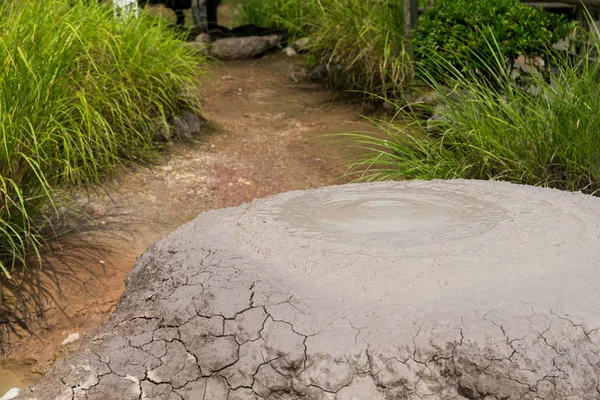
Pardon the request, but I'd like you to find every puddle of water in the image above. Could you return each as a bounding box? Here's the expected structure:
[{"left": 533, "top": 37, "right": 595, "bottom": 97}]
[
  {"left": 273, "top": 185, "right": 505, "bottom": 243},
  {"left": 0, "top": 364, "right": 39, "bottom": 396}
]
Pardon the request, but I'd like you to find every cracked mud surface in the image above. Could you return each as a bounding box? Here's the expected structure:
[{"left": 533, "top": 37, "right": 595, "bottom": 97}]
[{"left": 15, "top": 180, "right": 600, "bottom": 399}]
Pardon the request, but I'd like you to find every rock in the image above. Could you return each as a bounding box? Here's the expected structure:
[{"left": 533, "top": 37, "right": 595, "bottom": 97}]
[
  {"left": 15, "top": 181, "right": 600, "bottom": 399},
  {"left": 513, "top": 54, "right": 545, "bottom": 74},
  {"left": 292, "top": 37, "right": 310, "bottom": 52},
  {"left": 381, "top": 101, "right": 395, "bottom": 111},
  {"left": 187, "top": 33, "right": 212, "bottom": 56},
  {"left": 283, "top": 46, "right": 297, "bottom": 57},
  {"left": 309, "top": 64, "right": 344, "bottom": 81},
  {"left": 413, "top": 91, "right": 443, "bottom": 106},
  {"left": 553, "top": 37, "right": 570, "bottom": 52},
  {"left": 194, "top": 33, "right": 212, "bottom": 45},
  {"left": 426, "top": 103, "right": 448, "bottom": 133},
  {"left": 403, "top": 87, "right": 460, "bottom": 126},
  {"left": 156, "top": 111, "right": 206, "bottom": 141},
  {"left": 0, "top": 389, "right": 19, "bottom": 400},
  {"left": 210, "top": 35, "right": 282, "bottom": 61},
  {"left": 171, "top": 111, "right": 205, "bottom": 141},
  {"left": 61, "top": 332, "right": 80, "bottom": 346}
]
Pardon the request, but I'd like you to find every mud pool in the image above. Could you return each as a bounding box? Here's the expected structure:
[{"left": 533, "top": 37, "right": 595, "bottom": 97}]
[{"left": 14, "top": 180, "right": 600, "bottom": 399}]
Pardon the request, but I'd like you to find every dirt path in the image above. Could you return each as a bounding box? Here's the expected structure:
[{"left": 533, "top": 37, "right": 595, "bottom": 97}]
[{"left": 0, "top": 54, "right": 369, "bottom": 393}]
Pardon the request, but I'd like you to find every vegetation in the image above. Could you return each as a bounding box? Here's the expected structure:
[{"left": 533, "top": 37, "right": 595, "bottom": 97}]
[
  {"left": 348, "top": 29, "right": 600, "bottom": 195},
  {"left": 239, "top": 0, "right": 599, "bottom": 195},
  {"left": 310, "top": 0, "right": 411, "bottom": 97},
  {"left": 236, "top": 0, "right": 318, "bottom": 38},
  {"left": 238, "top": 0, "right": 411, "bottom": 97},
  {"left": 412, "top": 0, "right": 574, "bottom": 80},
  {"left": 242, "top": 0, "right": 600, "bottom": 193},
  {"left": 238, "top": 0, "right": 600, "bottom": 195},
  {"left": 0, "top": 0, "right": 203, "bottom": 280}
]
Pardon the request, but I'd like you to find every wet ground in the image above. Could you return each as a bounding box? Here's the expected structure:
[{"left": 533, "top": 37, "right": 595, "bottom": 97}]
[{"left": 0, "top": 54, "right": 372, "bottom": 394}]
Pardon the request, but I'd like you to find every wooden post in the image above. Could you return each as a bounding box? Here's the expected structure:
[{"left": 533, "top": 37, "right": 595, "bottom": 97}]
[
  {"left": 576, "top": 6, "right": 589, "bottom": 31},
  {"left": 403, "top": 0, "right": 419, "bottom": 57},
  {"left": 410, "top": 0, "right": 419, "bottom": 28},
  {"left": 403, "top": 0, "right": 419, "bottom": 38}
]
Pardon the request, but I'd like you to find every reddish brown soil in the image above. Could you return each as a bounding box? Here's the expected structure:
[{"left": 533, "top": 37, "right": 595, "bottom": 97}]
[{"left": 0, "top": 54, "right": 372, "bottom": 392}]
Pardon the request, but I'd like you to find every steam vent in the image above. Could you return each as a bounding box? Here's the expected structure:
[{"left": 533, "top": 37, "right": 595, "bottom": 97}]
[{"left": 16, "top": 181, "right": 600, "bottom": 399}]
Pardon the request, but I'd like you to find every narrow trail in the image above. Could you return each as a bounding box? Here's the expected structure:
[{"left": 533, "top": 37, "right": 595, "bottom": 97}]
[{"left": 0, "top": 54, "right": 369, "bottom": 392}]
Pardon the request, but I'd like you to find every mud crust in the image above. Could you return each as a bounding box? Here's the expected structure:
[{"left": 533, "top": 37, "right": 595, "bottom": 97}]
[{"left": 15, "top": 180, "right": 600, "bottom": 399}]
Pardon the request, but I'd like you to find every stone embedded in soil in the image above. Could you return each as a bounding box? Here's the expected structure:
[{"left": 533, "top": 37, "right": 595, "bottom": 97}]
[
  {"left": 155, "top": 111, "right": 206, "bottom": 142},
  {"left": 283, "top": 46, "right": 297, "bottom": 57},
  {"left": 60, "top": 333, "right": 80, "bottom": 346},
  {"left": 188, "top": 33, "right": 212, "bottom": 56},
  {"left": 292, "top": 37, "right": 310, "bottom": 52},
  {"left": 15, "top": 181, "right": 600, "bottom": 399},
  {"left": 210, "top": 35, "right": 282, "bottom": 61},
  {"left": 194, "top": 33, "right": 211, "bottom": 45},
  {"left": 0, "top": 389, "right": 19, "bottom": 400},
  {"left": 309, "top": 63, "right": 344, "bottom": 81}
]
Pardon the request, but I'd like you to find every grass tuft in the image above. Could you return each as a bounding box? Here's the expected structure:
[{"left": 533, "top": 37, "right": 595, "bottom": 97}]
[
  {"left": 237, "top": 0, "right": 411, "bottom": 98},
  {"left": 346, "top": 29, "right": 600, "bottom": 195},
  {"left": 0, "top": 0, "right": 204, "bottom": 279},
  {"left": 236, "top": 0, "right": 317, "bottom": 38}
]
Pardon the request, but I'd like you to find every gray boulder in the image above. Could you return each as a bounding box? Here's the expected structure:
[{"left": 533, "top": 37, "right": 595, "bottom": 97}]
[{"left": 210, "top": 35, "right": 281, "bottom": 61}]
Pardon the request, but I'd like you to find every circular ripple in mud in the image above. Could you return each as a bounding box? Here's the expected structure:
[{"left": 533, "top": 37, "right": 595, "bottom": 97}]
[{"left": 270, "top": 184, "right": 506, "bottom": 243}]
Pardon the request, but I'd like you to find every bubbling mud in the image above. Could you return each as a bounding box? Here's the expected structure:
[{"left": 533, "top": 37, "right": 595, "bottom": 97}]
[
  {"left": 17, "top": 181, "right": 600, "bottom": 400},
  {"left": 271, "top": 185, "right": 506, "bottom": 243}
]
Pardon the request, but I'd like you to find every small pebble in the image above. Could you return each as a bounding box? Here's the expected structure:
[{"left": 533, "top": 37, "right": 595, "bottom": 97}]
[
  {"left": 293, "top": 37, "right": 310, "bottom": 51},
  {"left": 194, "top": 33, "right": 211, "bottom": 44},
  {"left": 61, "top": 332, "right": 80, "bottom": 346},
  {"left": 283, "top": 47, "right": 297, "bottom": 57},
  {"left": 0, "top": 388, "right": 19, "bottom": 400}
]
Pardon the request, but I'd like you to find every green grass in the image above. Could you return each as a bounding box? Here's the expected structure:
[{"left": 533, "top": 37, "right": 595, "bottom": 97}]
[
  {"left": 236, "top": 0, "right": 317, "bottom": 38},
  {"left": 237, "top": 0, "right": 411, "bottom": 97},
  {"left": 347, "top": 30, "right": 600, "bottom": 195},
  {"left": 0, "top": 0, "right": 204, "bottom": 279}
]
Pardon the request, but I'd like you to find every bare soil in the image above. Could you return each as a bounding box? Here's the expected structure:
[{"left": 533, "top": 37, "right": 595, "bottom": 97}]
[{"left": 0, "top": 54, "right": 371, "bottom": 393}]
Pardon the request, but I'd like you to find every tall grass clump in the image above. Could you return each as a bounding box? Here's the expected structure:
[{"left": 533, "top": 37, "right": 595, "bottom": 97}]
[
  {"left": 237, "top": 0, "right": 318, "bottom": 38},
  {"left": 309, "top": 0, "right": 411, "bottom": 97},
  {"left": 238, "top": 0, "right": 411, "bottom": 97},
  {"left": 0, "top": 0, "right": 203, "bottom": 279},
  {"left": 348, "top": 29, "right": 600, "bottom": 195}
]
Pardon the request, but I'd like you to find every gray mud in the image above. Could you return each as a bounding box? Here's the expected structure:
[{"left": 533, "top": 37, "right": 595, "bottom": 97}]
[{"left": 14, "top": 180, "right": 600, "bottom": 399}]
